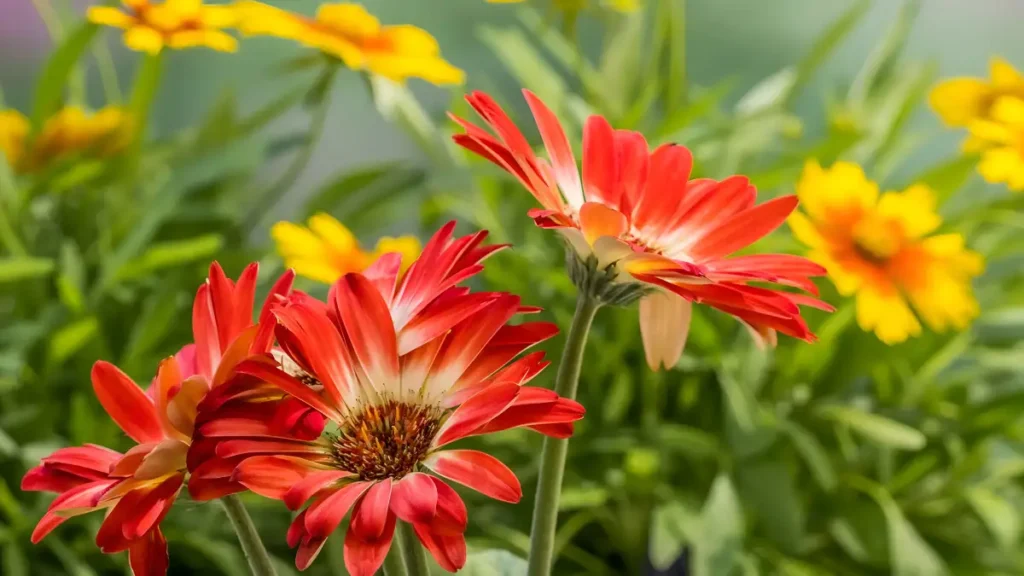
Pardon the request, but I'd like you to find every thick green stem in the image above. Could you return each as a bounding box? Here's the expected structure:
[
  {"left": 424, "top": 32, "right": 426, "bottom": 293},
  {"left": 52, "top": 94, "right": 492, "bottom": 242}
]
[
  {"left": 526, "top": 291, "right": 601, "bottom": 576},
  {"left": 381, "top": 538, "right": 408, "bottom": 576},
  {"left": 219, "top": 495, "right": 278, "bottom": 576},
  {"left": 398, "top": 521, "right": 430, "bottom": 576}
]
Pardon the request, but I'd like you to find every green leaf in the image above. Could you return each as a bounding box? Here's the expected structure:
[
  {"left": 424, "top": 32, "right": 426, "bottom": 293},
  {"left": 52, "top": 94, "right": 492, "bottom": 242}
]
[
  {"left": 649, "top": 501, "right": 700, "bottom": 571},
  {"left": 558, "top": 486, "right": 609, "bottom": 511},
  {"left": 460, "top": 549, "right": 527, "bottom": 576},
  {"left": 817, "top": 405, "right": 926, "bottom": 450},
  {"left": 659, "top": 423, "right": 721, "bottom": 459},
  {"left": 694, "top": 475, "right": 744, "bottom": 576},
  {"left": 129, "top": 53, "right": 164, "bottom": 140},
  {"left": 56, "top": 241, "right": 85, "bottom": 314},
  {"left": 966, "top": 487, "right": 1020, "bottom": 550},
  {"left": 31, "top": 23, "right": 99, "bottom": 127},
  {"left": 736, "top": 68, "right": 797, "bottom": 116},
  {"left": 828, "top": 518, "right": 870, "bottom": 562},
  {"left": 909, "top": 154, "right": 979, "bottom": 203},
  {"left": 478, "top": 26, "right": 569, "bottom": 120},
  {"left": 780, "top": 420, "right": 837, "bottom": 492},
  {"left": 598, "top": 10, "right": 645, "bottom": 118},
  {"left": 47, "top": 317, "right": 99, "bottom": 365},
  {"left": 303, "top": 162, "right": 426, "bottom": 221},
  {"left": 848, "top": 0, "right": 920, "bottom": 105},
  {"left": 2, "top": 541, "right": 28, "bottom": 576},
  {"left": 782, "top": 0, "right": 871, "bottom": 107},
  {"left": 0, "top": 257, "right": 55, "bottom": 283},
  {"left": 120, "top": 284, "right": 185, "bottom": 369},
  {"left": 736, "top": 460, "right": 805, "bottom": 553},
  {"left": 116, "top": 234, "right": 224, "bottom": 280},
  {"left": 368, "top": 76, "right": 451, "bottom": 163}
]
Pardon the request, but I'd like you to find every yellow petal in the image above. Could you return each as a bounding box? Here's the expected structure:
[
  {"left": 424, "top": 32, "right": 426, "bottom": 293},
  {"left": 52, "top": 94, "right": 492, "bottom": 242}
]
[
  {"left": 989, "top": 56, "right": 1023, "bottom": 88},
  {"left": 605, "top": 0, "right": 640, "bottom": 11},
  {"left": 903, "top": 237, "right": 982, "bottom": 333},
  {"left": 928, "top": 78, "right": 990, "bottom": 127},
  {"left": 124, "top": 26, "right": 165, "bottom": 54},
  {"left": 87, "top": 6, "right": 135, "bottom": 29},
  {"left": 0, "top": 109, "right": 29, "bottom": 169},
  {"left": 787, "top": 211, "right": 825, "bottom": 249},
  {"left": 978, "top": 146, "right": 1024, "bottom": 191},
  {"left": 167, "top": 29, "right": 238, "bottom": 52},
  {"left": 795, "top": 160, "right": 878, "bottom": 222},
  {"left": 967, "top": 118, "right": 1015, "bottom": 145},
  {"left": 272, "top": 221, "right": 328, "bottom": 258},
  {"left": 316, "top": 3, "right": 380, "bottom": 37},
  {"left": 308, "top": 213, "right": 359, "bottom": 252},
  {"left": 876, "top": 184, "right": 941, "bottom": 239},
  {"left": 287, "top": 259, "right": 346, "bottom": 284},
  {"left": 198, "top": 5, "right": 239, "bottom": 28},
  {"left": 856, "top": 287, "right": 919, "bottom": 344},
  {"left": 372, "top": 235, "right": 422, "bottom": 272},
  {"left": 989, "top": 96, "right": 1024, "bottom": 128},
  {"left": 366, "top": 54, "right": 465, "bottom": 85},
  {"left": 166, "top": 0, "right": 202, "bottom": 18}
]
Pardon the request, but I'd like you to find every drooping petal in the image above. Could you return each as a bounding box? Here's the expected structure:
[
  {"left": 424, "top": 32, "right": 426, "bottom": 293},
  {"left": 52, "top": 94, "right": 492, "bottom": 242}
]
[
  {"left": 426, "top": 477, "right": 468, "bottom": 535},
  {"left": 304, "top": 481, "right": 373, "bottom": 539},
  {"left": 414, "top": 523, "right": 467, "bottom": 572},
  {"left": 121, "top": 473, "right": 183, "bottom": 540},
  {"left": 349, "top": 478, "right": 393, "bottom": 541},
  {"left": 343, "top": 510, "right": 397, "bottom": 576},
  {"left": 425, "top": 450, "right": 522, "bottom": 503},
  {"left": 91, "top": 361, "right": 164, "bottom": 444},
  {"left": 128, "top": 527, "right": 168, "bottom": 576},
  {"left": 639, "top": 291, "right": 693, "bottom": 370},
  {"left": 390, "top": 472, "right": 438, "bottom": 525}
]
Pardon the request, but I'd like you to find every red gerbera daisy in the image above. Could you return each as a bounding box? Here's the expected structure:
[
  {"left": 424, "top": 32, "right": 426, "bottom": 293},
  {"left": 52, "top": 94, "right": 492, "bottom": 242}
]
[
  {"left": 21, "top": 263, "right": 293, "bottom": 576},
  {"left": 188, "top": 223, "right": 584, "bottom": 575},
  {"left": 450, "top": 90, "right": 832, "bottom": 368}
]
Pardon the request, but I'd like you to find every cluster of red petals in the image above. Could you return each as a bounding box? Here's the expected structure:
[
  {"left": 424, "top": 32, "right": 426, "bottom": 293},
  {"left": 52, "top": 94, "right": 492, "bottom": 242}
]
[
  {"left": 187, "top": 222, "right": 584, "bottom": 575},
  {"left": 451, "top": 90, "right": 831, "bottom": 363},
  {"left": 22, "top": 263, "right": 294, "bottom": 576}
]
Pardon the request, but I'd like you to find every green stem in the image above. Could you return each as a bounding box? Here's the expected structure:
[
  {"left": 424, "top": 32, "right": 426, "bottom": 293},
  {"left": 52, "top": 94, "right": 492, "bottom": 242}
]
[
  {"left": 381, "top": 539, "right": 408, "bottom": 576},
  {"left": 219, "top": 495, "right": 279, "bottom": 576},
  {"left": 527, "top": 291, "right": 601, "bottom": 576},
  {"left": 0, "top": 203, "right": 27, "bottom": 257},
  {"left": 398, "top": 521, "right": 430, "bottom": 576},
  {"left": 243, "top": 88, "right": 331, "bottom": 230}
]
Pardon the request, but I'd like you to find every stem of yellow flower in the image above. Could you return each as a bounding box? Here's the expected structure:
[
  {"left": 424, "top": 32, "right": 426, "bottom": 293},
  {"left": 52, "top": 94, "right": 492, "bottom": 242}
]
[
  {"left": 527, "top": 290, "right": 601, "bottom": 576},
  {"left": 219, "top": 495, "right": 279, "bottom": 576}
]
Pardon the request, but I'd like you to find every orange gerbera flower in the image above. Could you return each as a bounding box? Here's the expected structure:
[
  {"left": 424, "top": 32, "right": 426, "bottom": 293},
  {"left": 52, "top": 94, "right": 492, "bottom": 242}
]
[
  {"left": 22, "top": 263, "right": 294, "bottom": 576},
  {"left": 450, "top": 90, "right": 830, "bottom": 369},
  {"left": 187, "top": 223, "right": 583, "bottom": 575}
]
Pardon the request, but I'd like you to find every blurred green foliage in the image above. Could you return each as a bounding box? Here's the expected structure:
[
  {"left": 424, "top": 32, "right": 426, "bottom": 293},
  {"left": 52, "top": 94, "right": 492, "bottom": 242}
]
[{"left": 2, "top": 1, "right": 1024, "bottom": 575}]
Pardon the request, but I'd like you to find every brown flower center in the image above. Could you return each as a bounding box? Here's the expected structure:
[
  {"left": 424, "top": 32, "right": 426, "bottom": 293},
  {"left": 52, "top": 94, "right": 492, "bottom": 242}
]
[{"left": 331, "top": 400, "right": 443, "bottom": 481}]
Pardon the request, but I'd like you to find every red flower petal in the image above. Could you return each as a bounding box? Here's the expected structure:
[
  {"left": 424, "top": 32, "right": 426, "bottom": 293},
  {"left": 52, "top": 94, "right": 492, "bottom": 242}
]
[
  {"left": 582, "top": 115, "right": 618, "bottom": 209},
  {"left": 349, "top": 478, "right": 393, "bottom": 541},
  {"left": 91, "top": 361, "right": 163, "bottom": 444},
  {"left": 122, "top": 473, "right": 183, "bottom": 540},
  {"left": 304, "top": 481, "right": 373, "bottom": 539},
  {"left": 232, "top": 455, "right": 317, "bottom": 500},
  {"left": 332, "top": 274, "right": 400, "bottom": 392},
  {"left": 284, "top": 470, "right": 352, "bottom": 511},
  {"left": 128, "top": 527, "right": 168, "bottom": 576},
  {"left": 343, "top": 510, "right": 397, "bottom": 576},
  {"left": 425, "top": 450, "right": 522, "bottom": 503},
  {"left": 688, "top": 195, "right": 799, "bottom": 262},
  {"left": 390, "top": 473, "right": 437, "bottom": 525},
  {"left": 414, "top": 523, "right": 467, "bottom": 572},
  {"left": 235, "top": 358, "right": 344, "bottom": 423},
  {"left": 432, "top": 384, "right": 519, "bottom": 448},
  {"left": 523, "top": 89, "right": 583, "bottom": 209}
]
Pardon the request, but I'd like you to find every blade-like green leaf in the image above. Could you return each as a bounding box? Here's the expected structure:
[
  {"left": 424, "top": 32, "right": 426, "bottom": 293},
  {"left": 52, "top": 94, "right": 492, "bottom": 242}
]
[
  {"left": 0, "top": 257, "right": 55, "bottom": 283},
  {"left": 782, "top": 0, "right": 872, "bottom": 107},
  {"left": 31, "top": 23, "right": 99, "bottom": 127},
  {"left": 817, "top": 405, "right": 926, "bottom": 450}
]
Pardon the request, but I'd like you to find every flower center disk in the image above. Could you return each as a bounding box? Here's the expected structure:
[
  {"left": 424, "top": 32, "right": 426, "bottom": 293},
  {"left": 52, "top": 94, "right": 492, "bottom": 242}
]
[{"left": 331, "top": 399, "right": 442, "bottom": 481}]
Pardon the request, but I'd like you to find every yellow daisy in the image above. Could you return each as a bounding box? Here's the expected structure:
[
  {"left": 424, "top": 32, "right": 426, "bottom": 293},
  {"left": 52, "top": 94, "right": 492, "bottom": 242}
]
[
  {"left": 965, "top": 96, "right": 1024, "bottom": 191},
  {"left": 0, "top": 106, "right": 133, "bottom": 174},
  {"left": 487, "top": 0, "right": 639, "bottom": 11},
  {"left": 88, "top": 0, "right": 238, "bottom": 54},
  {"left": 790, "top": 161, "right": 983, "bottom": 344},
  {"left": 929, "top": 57, "right": 1024, "bottom": 127},
  {"left": 232, "top": 2, "right": 464, "bottom": 85},
  {"left": 272, "top": 212, "right": 421, "bottom": 284}
]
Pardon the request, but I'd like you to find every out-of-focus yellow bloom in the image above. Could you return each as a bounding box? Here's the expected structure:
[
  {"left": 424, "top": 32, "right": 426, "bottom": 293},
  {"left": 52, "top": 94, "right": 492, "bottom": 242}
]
[
  {"left": 486, "top": 0, "right": 639, "bottom": 12},
  {"left": 0, "top": 107, "right": 133, "bottom": 173},
  {"left": 272, "top": 213, "right": 421, "bottom": 284},
  {"left": 88, "top": 0, "right": 238, "bottom": 54},
  {"left": 929, "top": 57, "right": 1024, "bottom": 127},
  {"left": 790, "top": 161, "right": 983, "bottom": 345},
  {"left": 965, "top": 96, "right": 1024, "bottom": 191},
  {"left": 233, "top": 2, "right": 464, "bottom": 85}
]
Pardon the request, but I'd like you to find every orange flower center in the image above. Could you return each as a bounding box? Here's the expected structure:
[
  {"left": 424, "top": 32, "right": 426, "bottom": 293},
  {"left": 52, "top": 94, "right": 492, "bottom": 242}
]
[
  {"left": 331, "top": 399, "right": 443, "bottom": 480},
  {"left": 851, "top": 214, "right": 904, "bottom": 263}
]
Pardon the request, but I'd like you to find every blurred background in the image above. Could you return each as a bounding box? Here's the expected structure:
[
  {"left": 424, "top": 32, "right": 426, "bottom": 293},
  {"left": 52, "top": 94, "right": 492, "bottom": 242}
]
[{"left": 2, "top": 1, "right": 1024, "bottom": 575}]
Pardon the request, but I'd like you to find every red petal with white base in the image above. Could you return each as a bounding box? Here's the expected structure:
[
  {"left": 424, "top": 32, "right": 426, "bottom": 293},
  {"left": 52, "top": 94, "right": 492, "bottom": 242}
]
[
  {"left": 432, "top": 383, "right": 519, "bottom": 448},
  {"left": 304, "top": 481, "right": 373, "bottom": 539},
  {"left": 332, "top": 274, "right": 401, "bottom": 391},
  {"left": 524, "top": 89, "right": 583, "bottom": 209},
  {"left": 425, "top": 450, "right": 522, "bottom": 503},
  {"left": 91, "top": 361, "right": 163, "bottom": 444}
]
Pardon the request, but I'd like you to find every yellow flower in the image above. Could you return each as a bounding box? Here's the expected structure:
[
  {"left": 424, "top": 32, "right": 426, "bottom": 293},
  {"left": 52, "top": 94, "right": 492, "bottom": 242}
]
[
  {"left": 88, "top": 0, "right": 238, "bottom": 54},
  {"left": 233, "top": 2, "right": 464, "bottom": 85},
  {"left": 0, "top": 110, "right": 30, "bottom": 168},
  {"left": 929, "top": 57, "right": 1024, "bottom": 127},
  {"left": 790, "top": 161, "right": 983, "bottom": 344},
  {"left": 272, "top": 213, "right": 422, "bottom": 284},
  {"left": 0, "top": 106, "right": 133, "bottom": 174},
  {"left": 965, "top": 96, "right": 1024, "bottom": 191}
]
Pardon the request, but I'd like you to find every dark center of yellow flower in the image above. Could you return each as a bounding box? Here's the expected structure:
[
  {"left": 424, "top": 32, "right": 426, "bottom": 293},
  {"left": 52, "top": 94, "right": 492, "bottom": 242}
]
[
  {"left": 851, "top": 215, "right": 902, "bottom": 264},
  {"left": 331, "top": 400, "right": 443, "bottom": 481}
]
